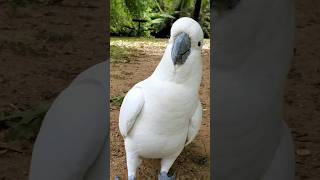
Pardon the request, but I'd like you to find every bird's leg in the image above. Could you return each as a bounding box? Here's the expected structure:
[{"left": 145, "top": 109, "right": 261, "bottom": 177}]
[
  {"left": 160, "top": 157, "right": 177, "bottom": 173},
  {"left": 158, "top": 156, "right": 178, "bottom": 180},
  {"left": 126, "top": 152, "right": 141, "bottom": 180}
]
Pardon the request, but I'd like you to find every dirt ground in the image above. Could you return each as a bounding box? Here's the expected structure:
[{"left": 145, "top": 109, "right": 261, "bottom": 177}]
[
  {"left": 110, "top": 39, "right": 210, "bottom": 179},
  {"left": 0, "top": 0, "right": 106, "bottom": 179},
  {"left": 0, "top": 0, "right": 319, "bottom": 180},
  {"left": 285, "top": 1, "right": 320, "bottom": 179}
]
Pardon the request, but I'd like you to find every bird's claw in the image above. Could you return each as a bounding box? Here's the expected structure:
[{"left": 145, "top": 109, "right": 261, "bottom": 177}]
[
  {"left": 128, "top": 175, "right": 136, "bottom": 180},
  {"left": 158, "top": 172, "right": 176, "bottom": 180}
]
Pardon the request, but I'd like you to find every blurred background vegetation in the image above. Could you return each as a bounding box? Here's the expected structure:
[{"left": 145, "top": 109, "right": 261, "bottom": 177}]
[{"left": 110, "top": 0, "right": 210, "bottom": 38}]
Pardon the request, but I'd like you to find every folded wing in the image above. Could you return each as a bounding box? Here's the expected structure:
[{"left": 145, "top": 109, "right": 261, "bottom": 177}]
[
  {"left": 186, "top": 100, "right": 202, "bottom": 146},
  {"left": 119, "top": 87, "right": 144, "bottom": 137}
]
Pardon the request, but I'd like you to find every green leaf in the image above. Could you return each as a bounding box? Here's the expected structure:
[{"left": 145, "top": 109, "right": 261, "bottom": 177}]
[
  {"left": 110, "top": 94, "right": 125, "bottom": 108},
  {"left": 1, "top": 101, "right": 51, "bottom": 142},
  {"left": 159, "top": 13, "right": 175, "bottom": 19},
  {"left": 151, "top": 18, "right": 165, "bottom": 24}
]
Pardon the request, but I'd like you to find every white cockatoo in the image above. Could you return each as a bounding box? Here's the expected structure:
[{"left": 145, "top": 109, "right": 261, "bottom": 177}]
[{"left": 118, "top": 17, "right": 204, "bottom": 180}]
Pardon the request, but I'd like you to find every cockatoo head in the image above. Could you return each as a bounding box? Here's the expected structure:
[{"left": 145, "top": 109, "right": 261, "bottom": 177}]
[
  {"left": 169, "top": 17, "right": 204, "bottom": 66},
  {"left": 152, "top": 17, "right": 203, "bottom": 85}
]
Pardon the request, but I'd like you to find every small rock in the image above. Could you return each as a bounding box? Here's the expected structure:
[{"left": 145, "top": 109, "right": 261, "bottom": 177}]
[{"left": 296, "top": 149, "right": 311, "bottom": 156}]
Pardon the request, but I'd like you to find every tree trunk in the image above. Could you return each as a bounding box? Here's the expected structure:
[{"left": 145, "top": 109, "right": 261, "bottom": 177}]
[{"left": 193, "top": 0, "right": 202, "bottom": 22}]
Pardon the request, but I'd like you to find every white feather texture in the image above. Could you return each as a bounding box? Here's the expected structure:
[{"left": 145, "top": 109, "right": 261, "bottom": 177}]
[
  {"left": 118, "top": 17, "right": 204, "bottom": 177},
  {"left": 170, "top": 17, "right": 204, "bottom": 47}
]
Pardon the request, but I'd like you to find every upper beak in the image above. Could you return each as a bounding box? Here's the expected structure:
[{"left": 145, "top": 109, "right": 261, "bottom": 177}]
[{"left": 171, "top": 32, "right": 191, "bottom": 65}]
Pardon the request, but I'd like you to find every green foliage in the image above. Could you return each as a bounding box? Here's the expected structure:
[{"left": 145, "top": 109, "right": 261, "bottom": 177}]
[
  {"left": 173, "top": 0, "right": 194, "bottom": 16},
  {"left": 110, "top": 0, "right": 135, "bottom": 36},
  {"left": 148, "top": 12, "right": 175, "bottom": 34},
  {"left": 111, "top": 0, "right": 210, "bottom": 37},
  {"left": 0, "top": 102, "right": 51, "bottom": 142},
  {"left": 199, "top": 0, "right": 210, "bottom": 37},
  {"left": 110, "top": 94, "right": 125, "bottom": 108},
  {"left": 124, "top": 0, "right": 153, "bottom": 18}
]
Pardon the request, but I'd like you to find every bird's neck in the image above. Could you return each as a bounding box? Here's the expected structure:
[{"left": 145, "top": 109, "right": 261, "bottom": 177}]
[{"left": 151, "top": 45, "right": 202, "bottom": 90}]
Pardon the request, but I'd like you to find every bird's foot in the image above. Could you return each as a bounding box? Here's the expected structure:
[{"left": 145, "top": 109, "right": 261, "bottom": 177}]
[
  {"left": 128, "top": 175, "right": 136, "bottom": 180},
  {"left": 158, "top": 172, "right": 176, "bottom": 180},
  {"left": 114, "top": 176, "right": 120, "bottom": 180}
]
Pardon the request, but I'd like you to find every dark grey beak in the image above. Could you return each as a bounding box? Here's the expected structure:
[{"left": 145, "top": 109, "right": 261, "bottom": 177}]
[{"left": 171, "top": 32, "right": 191, "bottom": 65}]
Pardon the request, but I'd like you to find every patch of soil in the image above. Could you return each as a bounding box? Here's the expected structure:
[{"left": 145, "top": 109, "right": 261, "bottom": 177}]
[
  {"left": 110, "top": 41, "right": 210, "bottom": 179},
  {"left": 0, "top": 0, "right": 106, "bottom": 179},
  {"left": 285, "top": 1, "right": 320, "bottom": 179}
]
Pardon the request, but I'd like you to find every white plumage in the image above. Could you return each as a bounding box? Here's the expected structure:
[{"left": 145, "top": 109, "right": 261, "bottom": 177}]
[{"left": 119, "top": 17, "right": 204, "bottom": 179}]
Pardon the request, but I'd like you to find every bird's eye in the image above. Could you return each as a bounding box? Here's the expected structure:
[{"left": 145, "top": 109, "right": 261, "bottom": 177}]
[{"left": 198, "top": 41, "right": 201, "bottom": 47}]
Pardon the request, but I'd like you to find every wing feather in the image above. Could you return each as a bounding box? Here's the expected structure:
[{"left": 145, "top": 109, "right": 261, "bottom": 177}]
[
  {"left": 186, "top": 100, "right": 202, "bottom": 146},
  {"left": 119, "top": 86, "right": 144, "bottom": 137}
]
